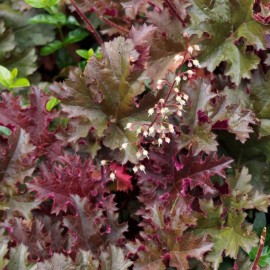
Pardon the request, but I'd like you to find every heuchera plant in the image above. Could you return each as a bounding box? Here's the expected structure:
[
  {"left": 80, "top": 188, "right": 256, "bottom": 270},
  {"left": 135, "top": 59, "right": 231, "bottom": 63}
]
[{"left": 1, "top": 0, "right": 270, "bottom": 269}]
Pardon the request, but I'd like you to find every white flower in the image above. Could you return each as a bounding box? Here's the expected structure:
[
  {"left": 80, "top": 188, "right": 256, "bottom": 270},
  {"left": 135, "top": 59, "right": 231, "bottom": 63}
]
[
  {"left": 148, "top": 108, "right": 155, "bottom": 116},
  {"left": 183, "top": 75, "right": 187, "bottom": 81},
  {"left": 101, "top": 160, "right": 107, "bottom": 166},
  {"left": 193, "top": 59, "right": 200, "bottom": 67},
  {"left": 160, "top": 125, "right": 166, "bottom": 131},
  {"left": 143, "top": 130, "right": 148, "bottom": 137},
  {"left": 176, "top": 96, "right": 182, "bottom": 103},
  {"left": 182, "top": 93, "right": 189, "bottom": 101},
  {"left": 168, "top": 124, "right": 174, "bottom": 133},
  {"left": 160, "top": 108, "right": 166, "bottom": 115},
  {"left": 193, "top": 45, "right": 200, "bottom": 51},
  {"left": 179, "top": 99, "right": 186, "bottom": 105},
  {"left": 188, "top": 62, "right": 193, "bottom": 68},
  {"left": 165, "top": 137, "right": 171, "bottom": 143},
  {"left": 136, "top": 151, "right": 142, "bottom": 159},
  {"left": 142, "top": 149, "right": 149, "bottom": 158},
  {"left": 177, "top": 110, "right": 183, "bottom": 117},
  {"left": 175, "top": 76, "right": 181, "bottom": 84},
  {"left": 187, "top": 45, "right": 194, "bottom": 54},
  {"left": 149, "top": 126, "right": 155, "bottom": 134},
  {"left": 110, "top": 172, "right": 116, "bottom": 181},
  {"left": 156, "top": 79, "right": 163, "bottom": 89},
  {"left": 186, "top": 70, "right": 194, "bottom": 75},
  {"left": 125, "top": 123, "right": 132, "bottom": 130},
  {"left": 174, "top": 54, "right": 184, "bottom": 62},
  {"left": 158, "top": 138, "right": 163, "bottom": 146},
  {"left": 173, "top": 87, "right": 179, "bottom": 93},
  {"left": 121, "top": 142, "right": 128, "bottom": 149},
  {"left": 159, "top": 98, "right": 165, "bottom": 104},
  {"left": 139, "top": 164, "right": 146, "bottom": 173},
  {"left": 133, "top": 166, "right": 138, "bottom": 173}
]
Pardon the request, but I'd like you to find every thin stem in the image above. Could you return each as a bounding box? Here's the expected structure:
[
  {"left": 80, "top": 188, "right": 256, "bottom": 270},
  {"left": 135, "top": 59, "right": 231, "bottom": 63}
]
[
  {"left": 252, "top": 227, "right": 267, "bottom": 270},
  {"left": 69, "top": 0, "right": 103, "bottom": 45},
  {"left": 148, "top": 48, "right": 189, "bottom": 130},
  {"left": 164, "top": 0, "right": 186, "bottom": 27},
  {"left": 100, "top": 15, "right": 129, "bottom": 34}
]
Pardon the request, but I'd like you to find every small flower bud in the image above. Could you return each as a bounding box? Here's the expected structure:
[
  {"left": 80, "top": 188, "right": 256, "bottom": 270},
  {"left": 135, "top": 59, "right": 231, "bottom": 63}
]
[
  {"left": 186, "top": 70, "right": 194, "bottom": 75},
  {"left": 142, "top": 149, "right": 149, "bottom": 158},
  {"left": 168, "top": 124, "right": 174, "bottom": 133},
  {"left": 156, "top": 79, "right": 163, "bottom": 89},
  {"left": 177, "top": 110, "right": 183, "bottom": 117},
  {"left": 179, "top": 99, "right": 186, "bottom": 105},
  {"left": 143, "top": 130, "right": 148, "bottom": 137},
  {"left": 158, "top": 138, "right": 163, "bottom": 146},
  {"left": 173, "top": 87, "right": 179, "bottom": 93},
  {"left": 192, "top": 59, "right": 200, "bottom": 67},
  {"left": 182, "top": 93, "right": 189, "bottom": 101},
  {"left": 125, "top": 123, "right": 132, "bottom": 130},
  {"left": 148, "top": 108, "right": 155, "bottom": 116},
  {"left": 159, "top": 98, "right": 165, "bottom": 104},
  {"left": 165, "top": 137, "right": 171, "bottom": 143},
  {"left": 101, "top": 160, "right": 107, "bottom": 166},
  {"left": 110, "top": 172, "right": 116, "bottom": 181},
  {"left": 174, "top": 54, "right": 184, "bottom": 63},
  {"left": 139, "top": 164, "right": 146, "bottom": 173},
  {"left": 133, "top": 166, "right": 138, "bottom": 173},
  {"left": 188, "top": 62, "right": 193, "bottom": 68},
  {"left": 136, "top": 151, "right": 142, "bottom": 159},
  {"left": 149, "top": 126, "right": 155, "bottom": 134},
  {"left": 175, "top": 76, "right": 181, "bottom": 84},
  {"left": 193, "top": 45, "right": 200, "bottom": 51},
  {"left": 187, "top": 45, "right": 194, "bottom": 54},
  {"left": 183, "top": 75, "right": 188, "bottom": 81},
  {"left": 176, "top": 96, "right": 182, "bottom": 103}
]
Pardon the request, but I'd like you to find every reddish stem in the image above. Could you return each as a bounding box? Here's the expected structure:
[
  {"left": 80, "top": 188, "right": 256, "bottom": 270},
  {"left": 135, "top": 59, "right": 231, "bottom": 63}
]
[
  {"left": 164, "top": 0, "right": 186, "bottom": 27},
  {"left": 69, "top": 0, "right": 103, "bottom": 45},
  {"left": 100, "top": 15, "right": 129, "bottom": 34},
  {"left": 252, "top": 227, "right": 267, "bottom": 270}
]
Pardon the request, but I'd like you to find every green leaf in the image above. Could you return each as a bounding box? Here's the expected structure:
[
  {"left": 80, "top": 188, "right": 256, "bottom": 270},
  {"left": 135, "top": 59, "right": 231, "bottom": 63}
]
[
  {"left": 249, "top": 246, "right": 270, "bottom": 267},
  {"left": 223, "top": 167, "right": 270, "bottom": 212},
  {"left": 40, "top": 40, "right": 63, "bottom": 56},
  {"left": 205, "top": 212, "right": 258, "bottom": 270},
  {"left": 1, "top": 49, "right": 37, "bottom": 78},
  {"left": 7, "top": 244, "right": 37, "bottom": 270},
  {"left": 11, "top": 78, "right": 30, "bottom": 88},
  {"left": 0, "top": 243, "right": 8, "bottom": 269},
  {"left": 76, "top": 49, "right": 91, "bottom": 60},
  {"left": 0, "top": 65, "right": 12, "bottom": 87},
  {"left": 187, "top": 0, "right": 269, "bottom": 85},
  {"left": 259, "top": 119, "right": 270, "bottom": 137},
  {"left": 24, "top": 0, "right": 59, "bottom": 9},
  {"left": 66, "top": 15, "right": 79, "bottom": 26},
  {"left": 11, "top": 67, "right": 18, "bottom": 79},
  {"left": 0, "top": 125, "right": 12, "bottom": 136},
  {"left": 63, "top": 28, "right": 89, "bottom": 45},
  {"left": 0, "top": 20, "right": 15, "bottom": 58},
  {"left": 46, "top": 96, "right": 60, "bottom": 111},
  {"left": 29, "top": 13, "right": 66, "bottom": 25},
  {"left": 51, "top": 37, "right": 153, "bottom": 163},
  {"left": 100, "top": 244, "right": 133, "bottom": 270}
]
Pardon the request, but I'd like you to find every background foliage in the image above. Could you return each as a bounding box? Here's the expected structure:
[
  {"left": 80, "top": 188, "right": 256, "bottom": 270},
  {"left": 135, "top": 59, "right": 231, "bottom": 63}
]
[{"left": 0, "top": 0, "right": 270, "bottom": 269}]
